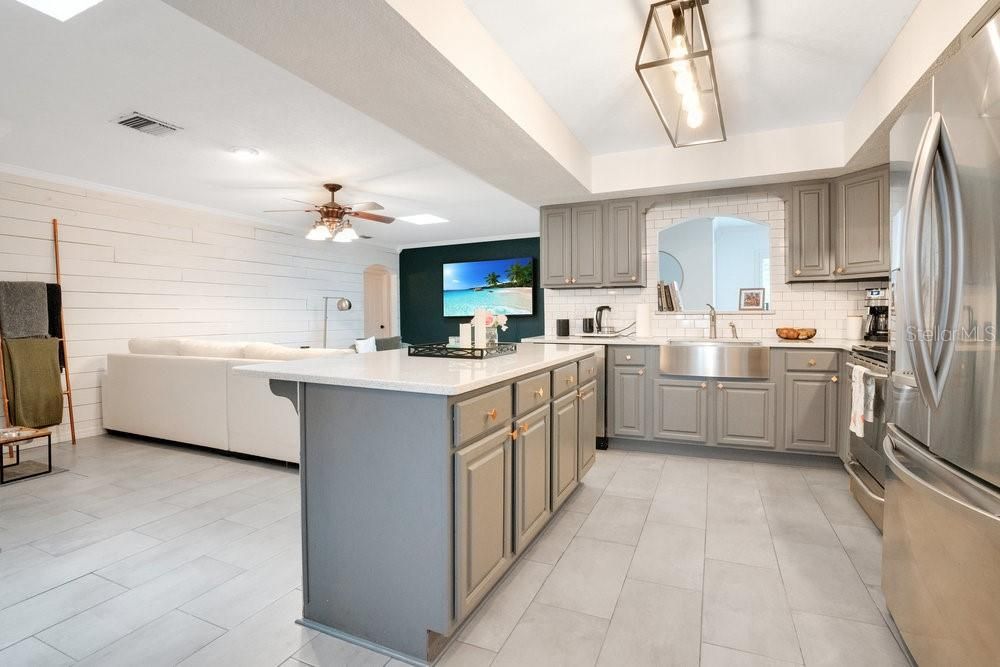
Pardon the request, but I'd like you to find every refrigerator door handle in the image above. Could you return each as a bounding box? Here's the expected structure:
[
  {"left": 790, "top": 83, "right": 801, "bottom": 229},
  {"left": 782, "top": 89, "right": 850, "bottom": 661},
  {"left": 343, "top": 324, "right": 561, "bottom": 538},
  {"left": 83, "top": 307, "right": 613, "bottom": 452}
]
[
  {"left": 902, "top": 114, "right": 940, "bottom": 408},
  {"left": 885, "top": 425, "right": 1000, "bottom": 522},
  {"left": 933, "top": 116, "right": 965, "bottom": 395}
]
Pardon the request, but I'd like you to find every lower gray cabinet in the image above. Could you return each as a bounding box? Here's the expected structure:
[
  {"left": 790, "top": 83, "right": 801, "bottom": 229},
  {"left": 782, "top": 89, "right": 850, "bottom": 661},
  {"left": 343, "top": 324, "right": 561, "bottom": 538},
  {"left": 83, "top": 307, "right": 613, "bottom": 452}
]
[
  {"left": 513, "top": 405, "right": 551, "bottom": 552},
  {"left": 454, "top": 427, "right": 512, "bottom": 619},
  {"left": 577, "top": 380, "right": 598, "bottom": 478},
  {"left": 715, "top": 381, "right": 777, "bottom": 449},
  {"left": 612, "top": 366, "right": 646, "bottom": 438},
  {"left": 784, "top": 371, "right": 839, "bottom": 454},
  {"left": 551, "top": 392, "right": 579, "bottom": 510},
  {"left": 653, "top": 378, "right": 709, "bottom": 443}
]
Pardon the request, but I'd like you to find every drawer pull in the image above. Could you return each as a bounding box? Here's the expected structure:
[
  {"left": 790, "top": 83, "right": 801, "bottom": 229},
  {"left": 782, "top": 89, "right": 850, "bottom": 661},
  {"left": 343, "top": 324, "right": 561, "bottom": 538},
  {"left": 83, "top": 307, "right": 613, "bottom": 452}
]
[
  {"left": 564, "top": 278, "right": 571, "bottom": 284},
  {"left": 570, "top": 277, "right": 577, "bottom": 284},
  {"left": 836, "top": 267, "right": 845, "bottom": 274},
  {"left": 566, "top": 375, "right": 575, "bottom": 384},
  {"left": 638, "top": 369, "right": 645, "bottom": 376},
  {"left": 831, "top": 375, "right": 839, "bottom": 383},
  {"left": 486, "top": 408, "right": 498, "bottom": 421},
  {"left": 588, "top": 367, "right": 595, "bottom": 375},
  {"left": 519, "top": 423, "right": 529, "bottom": 434},
  {"left": 630, "top": 275, "right": 637, "bottom": 282},
  {"left": 625, "top": 354, "right": 632, "bottom": 361},
  {"left": 511, "top": 429, "right": 519, "bottom": 440},
  {"left": 700, "top": 382, "right": 707, "bottom": 389},
  {"left": 808, "top": 358, "right": 817, "bottom": 366},
  {"left": 534, "top": 388, "right": 545, "bottom": 398},
  {"left": 794, "top": 269, "right": 802, "bottom": 276},
  {"left": 717, "top": 383, "right": 724, "bottom": 389}
]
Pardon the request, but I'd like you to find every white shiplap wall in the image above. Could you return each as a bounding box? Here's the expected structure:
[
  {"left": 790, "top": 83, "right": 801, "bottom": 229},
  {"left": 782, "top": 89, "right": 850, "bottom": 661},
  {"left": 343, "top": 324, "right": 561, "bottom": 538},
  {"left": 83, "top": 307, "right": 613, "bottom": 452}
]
[
  {"left": 545, "top": 191, "right": 888, "bottom": 338},
  {"left": 0, "top": 170, "right": 398, "bottom": 443}
]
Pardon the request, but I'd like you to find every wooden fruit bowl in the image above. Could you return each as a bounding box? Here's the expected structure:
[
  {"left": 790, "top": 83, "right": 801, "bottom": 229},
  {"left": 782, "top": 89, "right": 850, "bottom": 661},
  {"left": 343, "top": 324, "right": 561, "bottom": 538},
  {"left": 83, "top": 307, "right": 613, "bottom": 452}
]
[{"left": 776, "top": 327, "right": 817, "bottom": 340}]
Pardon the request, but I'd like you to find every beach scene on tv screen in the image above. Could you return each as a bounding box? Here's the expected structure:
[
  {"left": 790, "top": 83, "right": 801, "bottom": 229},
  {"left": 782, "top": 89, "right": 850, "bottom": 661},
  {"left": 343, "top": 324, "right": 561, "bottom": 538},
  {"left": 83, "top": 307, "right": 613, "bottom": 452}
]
[{"left": 443, "top": 258, "right": 533, "bottom": 316}]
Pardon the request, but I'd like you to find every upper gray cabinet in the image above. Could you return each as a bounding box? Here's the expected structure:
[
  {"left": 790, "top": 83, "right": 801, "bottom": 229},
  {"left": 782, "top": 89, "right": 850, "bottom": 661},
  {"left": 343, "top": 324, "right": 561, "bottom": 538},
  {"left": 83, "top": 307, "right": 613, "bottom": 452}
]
[
  {"left": 786, "top": 166, "right": 889, "bottom": 282},
  {"left": 604, "top": 200, "right": 644, "bottom": 286},
  {"left": 539, "top": 199, "right": 644, "bottom": 288},
  {"left": 833, "top": 167, "right": 890, "bottom": 278},
  {"left": 571, "top": 204, "right": 603, "bottom": 286},
  {"left": 540, "top": 207, "right": 572, "bottom": 287},
  {"left": 788, "top": 183, "right": 831, "bottom": 279}
]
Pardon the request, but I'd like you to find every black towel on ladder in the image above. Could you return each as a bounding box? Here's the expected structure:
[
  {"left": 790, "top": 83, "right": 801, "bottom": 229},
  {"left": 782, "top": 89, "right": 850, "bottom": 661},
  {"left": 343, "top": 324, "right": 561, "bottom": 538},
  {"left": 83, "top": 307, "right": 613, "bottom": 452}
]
[{"left": 46, "top": 283, "right": 64, "bottom": 369}]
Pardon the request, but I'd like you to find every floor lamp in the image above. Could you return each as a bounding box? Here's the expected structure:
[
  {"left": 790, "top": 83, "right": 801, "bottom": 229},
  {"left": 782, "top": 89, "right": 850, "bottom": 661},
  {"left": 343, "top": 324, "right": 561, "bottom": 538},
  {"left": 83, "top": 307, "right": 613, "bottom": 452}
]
[{"left": 322, "top": 297, "right": 353, "bottom": 348}]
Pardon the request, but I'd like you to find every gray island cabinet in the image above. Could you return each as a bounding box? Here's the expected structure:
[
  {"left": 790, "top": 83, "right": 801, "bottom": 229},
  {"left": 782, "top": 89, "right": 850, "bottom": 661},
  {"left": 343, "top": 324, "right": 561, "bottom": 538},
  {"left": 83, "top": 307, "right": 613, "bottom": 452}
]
[{"left": 235, "top": 346, "right": 598, "bottom": 665}]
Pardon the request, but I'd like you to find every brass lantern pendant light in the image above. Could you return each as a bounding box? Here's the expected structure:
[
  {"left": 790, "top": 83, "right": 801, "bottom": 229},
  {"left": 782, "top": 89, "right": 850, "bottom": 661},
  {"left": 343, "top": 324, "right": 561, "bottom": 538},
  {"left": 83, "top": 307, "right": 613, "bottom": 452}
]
[{"left": 636, "top": 0, "right": 725, "bottom": 147}]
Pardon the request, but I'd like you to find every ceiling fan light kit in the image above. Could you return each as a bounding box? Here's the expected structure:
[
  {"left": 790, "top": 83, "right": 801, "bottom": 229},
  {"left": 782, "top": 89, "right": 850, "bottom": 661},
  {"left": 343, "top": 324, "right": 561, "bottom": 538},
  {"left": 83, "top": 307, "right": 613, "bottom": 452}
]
[
  {"left": 273, "top": 183, "right": 394, "bottom": 243},
  {"left": 636, "top": 0, "right": 725, "bottom": 147}
]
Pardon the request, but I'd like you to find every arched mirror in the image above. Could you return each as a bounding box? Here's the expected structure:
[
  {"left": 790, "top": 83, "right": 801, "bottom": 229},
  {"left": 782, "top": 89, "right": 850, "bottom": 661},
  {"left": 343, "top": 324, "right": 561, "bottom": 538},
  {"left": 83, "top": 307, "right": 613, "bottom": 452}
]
[{"left": 657, "top": 216, "right": 770, "bottom": 312}]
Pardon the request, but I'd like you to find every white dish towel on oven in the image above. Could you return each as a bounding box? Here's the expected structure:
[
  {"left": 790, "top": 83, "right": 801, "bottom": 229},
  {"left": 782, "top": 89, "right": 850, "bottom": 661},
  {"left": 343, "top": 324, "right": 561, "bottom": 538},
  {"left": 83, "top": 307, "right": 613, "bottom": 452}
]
[{"left": 850, "top": 364, "right": 876, "bottom": 437}]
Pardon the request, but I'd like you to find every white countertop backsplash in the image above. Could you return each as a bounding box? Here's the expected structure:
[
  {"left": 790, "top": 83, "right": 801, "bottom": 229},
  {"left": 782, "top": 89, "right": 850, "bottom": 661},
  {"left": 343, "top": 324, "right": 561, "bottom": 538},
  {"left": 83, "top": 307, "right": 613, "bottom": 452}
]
[
  {"left": 521, "top": 335, "right": 861, "bottom": 351},
  {"left": 543, "top": 191, "right": 888, "bottom": 341}
]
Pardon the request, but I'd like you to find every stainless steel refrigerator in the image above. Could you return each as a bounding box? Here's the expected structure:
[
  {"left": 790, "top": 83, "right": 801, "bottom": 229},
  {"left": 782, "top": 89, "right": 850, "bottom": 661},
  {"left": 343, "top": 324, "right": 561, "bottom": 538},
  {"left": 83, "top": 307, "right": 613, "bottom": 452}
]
[{"left": 885, "top": 9, "right": 1000, "bottom": 666}]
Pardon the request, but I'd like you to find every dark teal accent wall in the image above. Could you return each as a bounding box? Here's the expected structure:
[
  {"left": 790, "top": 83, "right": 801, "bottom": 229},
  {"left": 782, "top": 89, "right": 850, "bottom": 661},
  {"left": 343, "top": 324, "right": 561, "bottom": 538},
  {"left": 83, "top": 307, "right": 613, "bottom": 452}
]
[{"left": 399, "top": 238, "right": 544, "bottom": 344}]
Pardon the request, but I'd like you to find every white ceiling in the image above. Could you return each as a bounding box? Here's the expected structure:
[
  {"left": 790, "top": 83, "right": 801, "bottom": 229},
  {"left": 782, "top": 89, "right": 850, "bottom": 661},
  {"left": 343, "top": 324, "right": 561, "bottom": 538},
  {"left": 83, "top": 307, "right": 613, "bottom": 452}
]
[
  {"left": 465, "top": 0, "right": 920, "bottom": 155},
  {"left": 0, "top": 0, "right": 540, "bottom": 248}
]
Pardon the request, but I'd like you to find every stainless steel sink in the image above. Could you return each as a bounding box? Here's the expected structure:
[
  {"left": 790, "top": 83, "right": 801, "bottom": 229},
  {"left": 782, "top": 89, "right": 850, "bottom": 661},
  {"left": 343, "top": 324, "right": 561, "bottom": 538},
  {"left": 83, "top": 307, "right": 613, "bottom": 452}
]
[{"left": 659, "top": 342, "right": 769, "bottom": 378}]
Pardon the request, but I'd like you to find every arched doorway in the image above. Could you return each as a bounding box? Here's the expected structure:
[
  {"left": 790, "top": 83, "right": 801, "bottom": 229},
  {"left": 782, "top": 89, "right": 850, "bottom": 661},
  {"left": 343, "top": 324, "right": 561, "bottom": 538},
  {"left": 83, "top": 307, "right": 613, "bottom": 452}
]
[{"left": 363, "top": 264, "right": 395, "bottom": 338}]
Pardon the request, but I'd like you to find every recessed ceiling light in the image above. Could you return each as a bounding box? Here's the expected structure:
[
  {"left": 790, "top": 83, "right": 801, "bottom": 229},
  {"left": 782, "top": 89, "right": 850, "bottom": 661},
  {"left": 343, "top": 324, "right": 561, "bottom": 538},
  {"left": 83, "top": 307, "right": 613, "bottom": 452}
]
[
  {"left": 15, "top": 0, "right": 103, "bottom": 21},
  {"left": 229, "top": 147, "right": 260, "bottom": 159},
  {"left": 399, "top": 214, "right": 449, "bottom": 225}
]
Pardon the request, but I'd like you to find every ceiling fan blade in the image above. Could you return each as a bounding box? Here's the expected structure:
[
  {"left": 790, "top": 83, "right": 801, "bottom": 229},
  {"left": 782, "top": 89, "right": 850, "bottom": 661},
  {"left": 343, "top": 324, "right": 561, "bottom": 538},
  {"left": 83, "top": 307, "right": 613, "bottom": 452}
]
[
  {"left": 263, "top": 208, "right": 318, "bottom": 213},
  {"left": 345, "top": 201, "right": 383, "bottom": 212},
  {"left": 282, "top": 197, "right": 322, "bottom": 206},
  {"left": 349, "top": 211, "right": 394, "bottom": 224},
  {"left": 359, "top": 234, "right": 374, "bottom": 240}
]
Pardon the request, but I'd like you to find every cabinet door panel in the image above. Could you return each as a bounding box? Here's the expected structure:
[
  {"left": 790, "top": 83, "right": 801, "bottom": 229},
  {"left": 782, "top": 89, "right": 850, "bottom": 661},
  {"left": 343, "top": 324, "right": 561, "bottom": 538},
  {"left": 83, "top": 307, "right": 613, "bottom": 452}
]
[
  {"left": 540, "top": 207, "right": 572, "bottom": 287},
  {"left": 551, "top": 392, "right": 579, "bottom": 510},
  {"left": 654, "top": 379, "right": 708, "bottom": 443},
  {"left": 612, "top": 366, "right": 646, "bottom": 438},
  {"left": 514, "top": 406, "right": 551, "bottom": 551},
  {"left": 788, "top": 183, "right": 831, "bottom": 280},
  {"left": 571, "top": 204, "right": 603, "bottom": 286},
  {"left": 784, "top": 372, "right": 839, "bottom": 453},
  {"left": 605, "top": 199, "right": 643, "bottom": 286},
  {"left": 715, "top": 381, "right": 776, "bottom": 449},
  {"left": 834, "top": 168, "right": 889, "bottom": 276},
  {"left": 578, "top": 380, "right": 598, "bottom": 479},
  {"left": 455, "top": 428, "right": 512, "bottom": 618}
]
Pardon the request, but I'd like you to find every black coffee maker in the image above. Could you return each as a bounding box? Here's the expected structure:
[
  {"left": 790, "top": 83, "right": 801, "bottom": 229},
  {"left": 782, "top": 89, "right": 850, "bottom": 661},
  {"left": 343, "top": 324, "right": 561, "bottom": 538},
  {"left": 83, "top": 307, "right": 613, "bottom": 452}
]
[{"left": 863, "top": 288, "right": 889, "bottom": 342}]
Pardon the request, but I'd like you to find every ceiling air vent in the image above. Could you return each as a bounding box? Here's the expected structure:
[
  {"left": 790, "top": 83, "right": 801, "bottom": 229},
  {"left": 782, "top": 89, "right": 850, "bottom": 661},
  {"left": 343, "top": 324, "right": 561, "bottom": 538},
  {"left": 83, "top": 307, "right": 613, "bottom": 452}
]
[{"left": 113, "top": 111, "right": 181, "bottom": 137}]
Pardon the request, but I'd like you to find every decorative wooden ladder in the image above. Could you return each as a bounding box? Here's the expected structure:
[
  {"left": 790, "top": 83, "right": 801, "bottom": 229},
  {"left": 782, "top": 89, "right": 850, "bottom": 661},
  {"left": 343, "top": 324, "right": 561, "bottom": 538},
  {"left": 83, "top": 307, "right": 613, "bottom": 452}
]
[{"left": 0, "top": 218, "right": 77, "bottom": 446}]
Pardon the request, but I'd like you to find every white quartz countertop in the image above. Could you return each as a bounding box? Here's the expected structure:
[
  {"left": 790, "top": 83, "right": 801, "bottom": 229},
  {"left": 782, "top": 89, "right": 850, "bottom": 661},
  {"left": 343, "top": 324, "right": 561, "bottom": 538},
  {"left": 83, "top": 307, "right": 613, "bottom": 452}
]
[
  {"left": 520, "top": 335, "right": 861, "bottom": 351},
  {"left": 234, "top": 345, "right": 596, "bottom": 396}
]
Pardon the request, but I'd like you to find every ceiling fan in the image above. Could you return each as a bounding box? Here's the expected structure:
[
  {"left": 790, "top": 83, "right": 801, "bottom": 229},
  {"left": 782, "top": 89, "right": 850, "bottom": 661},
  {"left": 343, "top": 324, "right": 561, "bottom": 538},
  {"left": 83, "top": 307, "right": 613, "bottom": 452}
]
[{"left": 265, "top": 183, "right": 393, "bottom": 242}]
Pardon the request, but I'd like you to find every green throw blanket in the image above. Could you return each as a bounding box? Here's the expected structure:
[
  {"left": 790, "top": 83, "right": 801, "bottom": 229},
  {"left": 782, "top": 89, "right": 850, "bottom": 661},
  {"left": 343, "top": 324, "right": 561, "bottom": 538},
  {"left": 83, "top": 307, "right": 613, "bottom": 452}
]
[{"left": 2, "top": 337, "right": 63, "bottom": 428}]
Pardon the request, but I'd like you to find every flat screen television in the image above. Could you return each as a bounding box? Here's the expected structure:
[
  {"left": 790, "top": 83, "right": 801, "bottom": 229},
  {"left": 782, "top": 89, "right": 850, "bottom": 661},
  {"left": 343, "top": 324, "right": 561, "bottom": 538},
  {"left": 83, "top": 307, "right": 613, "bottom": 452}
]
[{"left": 442, "top": 257, "right": 534, "bottom": 317}]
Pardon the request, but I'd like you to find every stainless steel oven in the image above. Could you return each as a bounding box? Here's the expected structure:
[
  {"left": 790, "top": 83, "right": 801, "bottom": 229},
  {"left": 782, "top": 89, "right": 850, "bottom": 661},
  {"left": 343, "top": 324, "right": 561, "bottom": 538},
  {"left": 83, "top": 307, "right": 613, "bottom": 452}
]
[{"left": 845, "top": 344, "right": 890, "bottom": 530}]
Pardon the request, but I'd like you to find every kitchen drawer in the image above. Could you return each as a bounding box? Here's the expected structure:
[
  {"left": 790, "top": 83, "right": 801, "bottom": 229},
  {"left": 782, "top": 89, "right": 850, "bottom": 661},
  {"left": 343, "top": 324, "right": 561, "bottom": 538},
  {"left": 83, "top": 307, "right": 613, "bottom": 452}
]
[
  {"left": 454, "top": 385, "right": 513, "bottom": 446},
  {"left": 515, "top": 372, "right": 550, "bottom": 416},
  {"left": 578, "top": 355, "right": 600, "bottom": 383},
  {"left": 551, "top": 362, "right": 578, "bottom": 397},
  {"left": 784, "top": 350, "right": 839, "bottom": 372},
  {"left": 612, "top": 347, "right": 644, "bottom": 366}
]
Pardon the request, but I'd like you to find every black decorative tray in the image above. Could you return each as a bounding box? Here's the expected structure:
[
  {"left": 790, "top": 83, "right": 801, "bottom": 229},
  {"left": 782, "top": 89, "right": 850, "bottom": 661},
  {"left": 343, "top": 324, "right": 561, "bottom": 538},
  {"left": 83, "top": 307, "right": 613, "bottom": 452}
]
[{"left": 407, "top": 342, "right": 517, "bottom": 360}]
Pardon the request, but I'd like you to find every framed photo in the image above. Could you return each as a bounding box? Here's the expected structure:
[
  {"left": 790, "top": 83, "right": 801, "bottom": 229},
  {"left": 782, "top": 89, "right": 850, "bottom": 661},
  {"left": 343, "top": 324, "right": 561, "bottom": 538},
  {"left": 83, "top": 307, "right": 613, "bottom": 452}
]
[{"left": 739, "top": 288, "right": 765, "bottom": 311}]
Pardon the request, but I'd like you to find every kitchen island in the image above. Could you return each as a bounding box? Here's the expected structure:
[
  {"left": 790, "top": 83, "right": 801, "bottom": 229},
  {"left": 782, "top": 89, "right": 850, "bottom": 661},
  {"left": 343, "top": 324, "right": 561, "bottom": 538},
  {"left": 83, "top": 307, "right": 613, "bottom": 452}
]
[{"left": 235, "top": 345, "right": 599, "bottom": 665}]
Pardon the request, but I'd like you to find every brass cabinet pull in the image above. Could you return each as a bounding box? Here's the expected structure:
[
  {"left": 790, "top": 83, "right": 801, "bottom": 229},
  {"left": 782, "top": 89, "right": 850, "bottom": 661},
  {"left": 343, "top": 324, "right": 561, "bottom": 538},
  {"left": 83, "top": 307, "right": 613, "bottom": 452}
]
[
  {"left": 630, "top": 275, "right": 637, "bottom": 281},
  {"left": 519, "top": 423, "right": 529, "bottom": 434},
  {"left": 794, "top": 269, "right": 802, "bottom": 276},
  {"left": 534, "top": 387, "right": 545, "bottom": 398},
  {"left": 717, "top": 383, "right": 724, "bottom": 389},
  {"left": 486, "top": 408, "right": 497, "bottom": 421},
  {"left": 570, "top": 277, "right": 577, "bottom": 284},
  {"left": 625, "top": 354, "right": 632, "bottom": 361},
  {"left": 831, "top": 375, "right": 839, "bottom": 383},
  {"left": 563, "top": 277, "right": 571, "bottom": 284},
  {"left": 836, "top": 267, "right": 845, "bottom": 274},
  {"left": 638, "top": 369, "right": 645, "bottom": 376},
  {"left": 808, "top": 358, "right": 817, "bottom": 366},
  {"left": 587, "top": 367, "right": 594, "bottom": 375},
  {"left": 700, "top": 382, "right": 707, "bottom": 389},
  {"left": 576, "top": 390, "right": 583, "bottom": 399},
  {"left": 510, "top": 429, "right": 519, "bottom": 440},
  {"left": 566, "top": 375, "right": 575, "bottom": 384}
]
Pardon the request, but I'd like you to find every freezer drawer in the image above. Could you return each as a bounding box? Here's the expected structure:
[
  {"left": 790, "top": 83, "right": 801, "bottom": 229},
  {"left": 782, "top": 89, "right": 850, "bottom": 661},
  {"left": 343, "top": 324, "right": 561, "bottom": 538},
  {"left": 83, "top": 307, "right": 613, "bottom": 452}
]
[{"left": 883, "top": 425, "right": 1000, "bottom": 666}]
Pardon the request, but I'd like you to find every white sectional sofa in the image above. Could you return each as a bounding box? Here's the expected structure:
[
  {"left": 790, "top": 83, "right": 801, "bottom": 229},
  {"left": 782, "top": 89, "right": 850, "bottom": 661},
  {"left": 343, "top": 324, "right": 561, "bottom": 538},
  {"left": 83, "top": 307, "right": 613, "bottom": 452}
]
[{"left": 102, "top": 338, "right": 355, "bottom": 463}]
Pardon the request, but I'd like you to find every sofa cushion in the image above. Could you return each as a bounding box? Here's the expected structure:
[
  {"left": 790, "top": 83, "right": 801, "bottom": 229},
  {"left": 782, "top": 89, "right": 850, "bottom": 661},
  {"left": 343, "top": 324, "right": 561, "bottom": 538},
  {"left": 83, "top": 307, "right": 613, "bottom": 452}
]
[
  {"left": 354, "top": 336, "right": 377, "bottom": 353},
  {"left": 128, "top": 338, "right": 183, "bottom": 355},
  {"left": 176, "top": 339, "right": 247, "bottom": 359},
  {"left": 243, "top": 343, "right": 355, "bottom": 361}
]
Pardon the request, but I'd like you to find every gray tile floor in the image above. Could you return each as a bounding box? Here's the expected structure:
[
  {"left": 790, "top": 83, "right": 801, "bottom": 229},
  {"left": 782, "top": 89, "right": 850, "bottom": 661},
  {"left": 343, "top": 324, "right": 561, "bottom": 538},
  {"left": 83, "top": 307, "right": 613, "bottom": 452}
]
[{"left": 0, "top": 434, "right": 908, "bottom": 666}]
